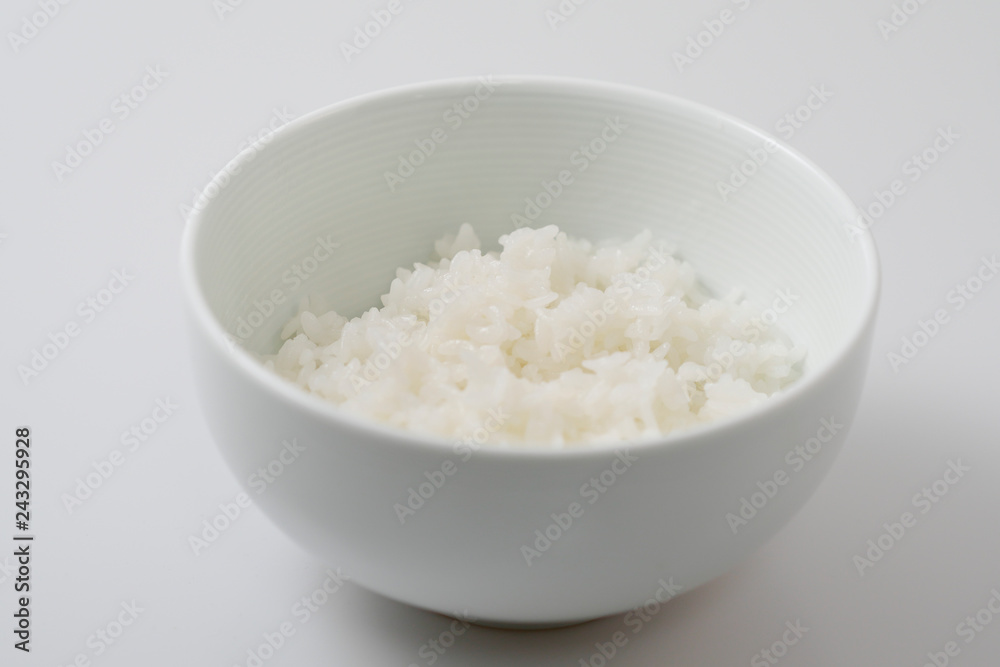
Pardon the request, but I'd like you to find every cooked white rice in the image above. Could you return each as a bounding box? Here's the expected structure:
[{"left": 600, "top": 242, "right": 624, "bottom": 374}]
[{"left": 263, "top": 225, "right": 805, "bottom": 446}]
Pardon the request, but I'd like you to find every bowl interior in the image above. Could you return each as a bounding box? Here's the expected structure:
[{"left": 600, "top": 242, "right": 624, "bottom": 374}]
[{"left": 189, "top": 77, "right": 874, "bottom": 381}]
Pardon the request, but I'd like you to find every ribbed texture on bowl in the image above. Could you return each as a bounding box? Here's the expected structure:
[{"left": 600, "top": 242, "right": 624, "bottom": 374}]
[{"left": 193, "top": 77, "right": 870, "bottom": 377}]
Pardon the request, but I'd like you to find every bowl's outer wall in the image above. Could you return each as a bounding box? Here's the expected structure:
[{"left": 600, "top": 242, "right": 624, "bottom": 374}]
[{"left": 190, "top": 316, "right": 874, "bottom": 625}]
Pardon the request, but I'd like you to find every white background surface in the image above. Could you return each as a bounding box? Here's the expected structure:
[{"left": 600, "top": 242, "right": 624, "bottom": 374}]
[{"left": 2, "top": 1, "right": 999, "bottom": 665}]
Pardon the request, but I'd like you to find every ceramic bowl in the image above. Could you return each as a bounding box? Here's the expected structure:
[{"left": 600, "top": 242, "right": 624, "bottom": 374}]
[{"left": 180, "top": 76, "right": 879, "bottom": 627}]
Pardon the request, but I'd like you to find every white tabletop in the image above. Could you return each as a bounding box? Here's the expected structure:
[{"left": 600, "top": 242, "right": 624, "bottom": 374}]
[{"left": 3, "top": 1, "right": 999, "bottom": 665}]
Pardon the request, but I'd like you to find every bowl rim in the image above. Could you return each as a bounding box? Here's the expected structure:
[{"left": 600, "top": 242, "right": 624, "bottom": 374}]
[{"left": 180, "top": 74, "right": 880, "bottom": 461}]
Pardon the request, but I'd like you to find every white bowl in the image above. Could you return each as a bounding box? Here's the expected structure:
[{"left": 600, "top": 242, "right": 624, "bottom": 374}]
[{"left": 180, "top": 76, "right": 879, "bottom": 627}]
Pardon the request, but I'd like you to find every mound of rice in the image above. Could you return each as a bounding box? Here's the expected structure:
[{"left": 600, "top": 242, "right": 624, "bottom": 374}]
[{"left": 263, "top": 224, "right": 805, "bottom": 446}]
